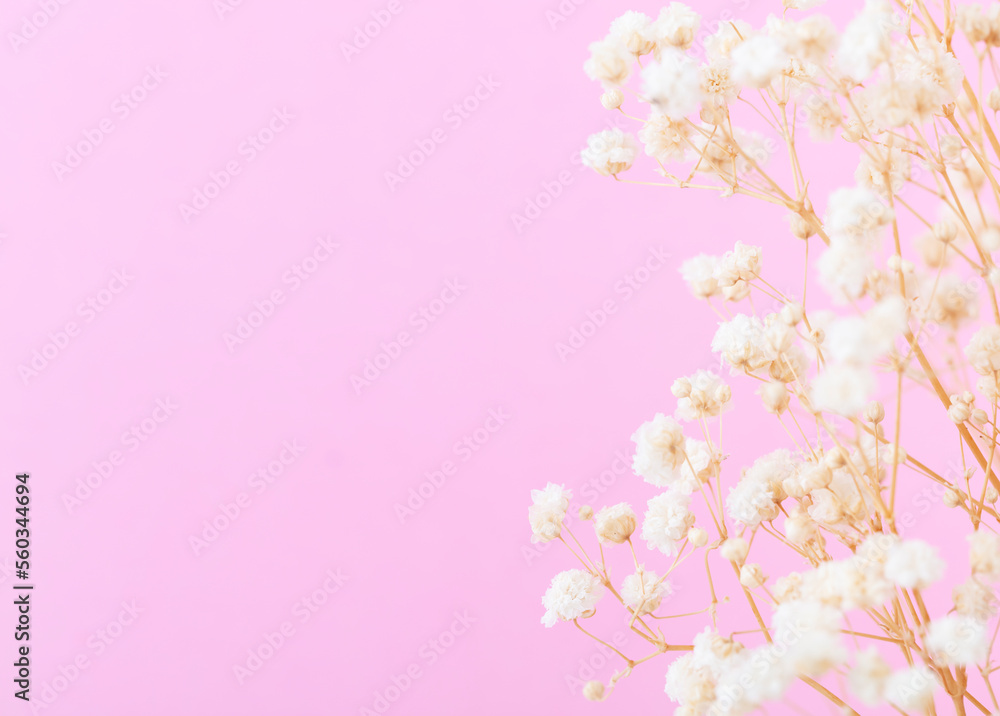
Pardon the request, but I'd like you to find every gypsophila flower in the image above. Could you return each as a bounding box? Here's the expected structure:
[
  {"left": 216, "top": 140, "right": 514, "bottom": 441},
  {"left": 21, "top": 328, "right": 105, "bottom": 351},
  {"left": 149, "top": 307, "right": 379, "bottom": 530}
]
[
  {"left": 528, "top": 482, "right": 573, "bottom": 543},
  {"left": 674, "top": 370, "right": 731, "bottom": 421},
  {"left": 608, "top": 11, "right": 655, "bottom": 56},
  {"left": 679, "top": 254, "right": 721, "bottom": 299},
  {"left": 581, "top": 128, "right": 637, "bottom": 177},
  {"left": 650, "top": 3, "right": 700, "bottom": 53},
  {"left": 969, "top": 530, "right": 1000, "bottom": 580},
  {"left": 884, "top": 665, "right": 940, "bottom": 711},
  {"left": 966, "top": 325, "right": 1000, "bottom": 375},
  {"left": 593, "top": 502, "right": 637, "bottom": 544},
  {"left": 541, "top": 570, "right": 604, "bottom": 627},
  {"left": 642, "top": 490, "right": 695, "bottom": 555},
  {"left": 884, "top": 539, "right": 945, "bottom": 589},
  {"left": 621, "top": 567, "right": 671, "bottom": 615},
  {"left": 631, "top": 413, "right": 688, "bottom": 487},
  {"left": 925, "top": 614, "right": 988, "bottom": 666},
  {"left": 641, "top": 49, "right": 701, "bottom": 120},
  {"left": 848, "top": 649, "right": 891, "bottom": 706},
  {"left": 730, "top": 34, "right": 787, "bottom": 89}
]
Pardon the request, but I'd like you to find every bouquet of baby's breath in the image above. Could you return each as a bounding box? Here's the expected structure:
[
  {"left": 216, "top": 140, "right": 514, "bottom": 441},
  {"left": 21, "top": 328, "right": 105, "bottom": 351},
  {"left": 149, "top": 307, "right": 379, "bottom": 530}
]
[{"left": 528, "top": 2, "right": 1000, "bottom": 714}]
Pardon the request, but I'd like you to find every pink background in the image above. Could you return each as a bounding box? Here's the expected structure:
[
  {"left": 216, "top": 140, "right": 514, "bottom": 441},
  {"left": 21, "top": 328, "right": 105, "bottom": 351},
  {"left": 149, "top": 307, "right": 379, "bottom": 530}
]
[{"left": 0, "top": 0, "right": 970, "bottom": 714}]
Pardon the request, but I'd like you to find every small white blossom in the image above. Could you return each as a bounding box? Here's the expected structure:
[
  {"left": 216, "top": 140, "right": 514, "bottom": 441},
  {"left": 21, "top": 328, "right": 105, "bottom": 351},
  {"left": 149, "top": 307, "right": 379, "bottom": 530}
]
[
  {"left": 884, "top": 539, "right": 945, "bottom": 589},
  {"left": 581, "top": 128, "right": 637, "bottom": 177},
  {"left": 541, "top": 570, "right": 604, "bottom": 627}
]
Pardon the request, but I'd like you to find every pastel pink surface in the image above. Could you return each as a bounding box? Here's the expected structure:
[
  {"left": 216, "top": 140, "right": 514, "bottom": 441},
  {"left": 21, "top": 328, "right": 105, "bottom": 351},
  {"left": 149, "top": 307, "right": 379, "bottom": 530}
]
[{"left": 0, "top": 1, "right": 964, "bottom": 714}]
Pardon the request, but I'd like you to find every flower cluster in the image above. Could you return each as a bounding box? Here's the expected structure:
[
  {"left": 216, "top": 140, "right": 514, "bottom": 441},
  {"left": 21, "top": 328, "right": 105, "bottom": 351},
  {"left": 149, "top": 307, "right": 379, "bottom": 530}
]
[{"left": 528, "top": 0, "right": 1000, "bottom": 713}]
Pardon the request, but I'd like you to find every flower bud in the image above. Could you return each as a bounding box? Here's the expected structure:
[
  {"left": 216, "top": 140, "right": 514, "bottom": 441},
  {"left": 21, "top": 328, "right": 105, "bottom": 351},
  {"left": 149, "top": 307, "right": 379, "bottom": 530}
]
[
  {"left": 739, "top": 563, "right": 767, "bottom": 588},
  {"left": 720, "top": 537, "right": 748, "bottom": 563},
  {"left": 989, "top": 88, "right": 1000, "bottom": 112},
  {"left": 788, "top": 214, "right": 815, "bottom": 240},
  {"left": 971, "top": 409, "right": 989, "bottom": 427},
  {"left": 760, "top": 381, "right": 789, "bottom": 415},
  {"left": 864, "top": 401, "right": 885, "bottom": 424},
  {"left": 601, "top": 88, "right": 624, "bottom": 110},
  {"left": 949, "top": 402, "right": 972, "bottom": 424},
  {"left": 980, "top": 227, "right": 1000, "bottom": 252},
  {"left": 579, "top": 505, "right": 594, "bottom": 520},
  {"left": 987, "top": 487, "right": 999, "bottom": 504},
  {"left": 933, "top": 220, "right": 958, "bottom": 243},
  {"left": 583, "top": 681, "right": 605, "bottom": 701},
  {"left": 824, "top": 446, "right": 849, "bottom": 469},
  {"left": 943, "top": 488, "right": 963, "bottom": 508},
  {"left": 881, "top": 444, "right": 907, "bottom": 465},
  {"left": 687, "top": 526, "right": 708, "bottom": 547},
  {"left": 781, "top": 302, "right": 804, "bottom": 326}
]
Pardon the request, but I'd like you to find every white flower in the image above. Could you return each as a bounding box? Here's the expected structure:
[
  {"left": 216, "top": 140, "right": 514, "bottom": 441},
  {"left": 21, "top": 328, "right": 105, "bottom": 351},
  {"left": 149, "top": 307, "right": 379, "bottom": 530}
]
[
  {"left": 711, "top": 314, "right": 772, "bottom": 374},
  {"left": 848, "top": 649, "right": 891, "bottom": 706},
  {"left": 642, "top": 491, "right": 695, "bottom": 555},
  {"left": 823, "top": 296, "right": 906, "bottom": 365},
  {"left": 884, "top": 665, "right": 940, "bottom": 711},
  {"left": 705, "top": 19, "right": 753, "bottom": 63},
  {"left": 639, "top": 111, "right": 692, "bottom": 164},
  {"left": 730, "top": 34, "right": 787, "bottom": 89},
  {"left": 541, "top": 569, "right": 604, "bottom": 627},
  {"left": 824, "top": 186, "right": 893, "bottom": 245},
  {"left": 641, "top": 48, "right": 701, "bottom": 120},
  {"left": 621, "top": 567, "right": 670, "bottom": 614},
  {"left": 966, "top": 325, "right": 1000, "bottom": 375},
  {"left": 817, "top": 243, "right": 874, "bottom": 302},
  {"left": 726, "top": 449, "right": 796, "bottom": 526},
  {"left": 608, "top": 11, "right": 655, "bottom": 56},
  {"left": 884, "top": 539, "right": 945, "bottom": 589},
  {"left": 679, "top": 254, "right": 720, "bottom": 299},
  {"left": 631, "top": 413, "right": 688, "bottom": 487},
  {"left": 584, "top": 37, "right": 631, "bottom": 86},
  {"left": 650, "top": 3, "right": 700, "bottom": 52},
  {"left": 581, "top": 128, "right": 637, "bottom": 177},
  {"left": 593, "top": 502, "right": 637, "bottom": 544},
  {"left": 925, "top": 615, "right": 988, "bottom": 666},
  {"left": 954, "top": 577, "right": 998, "bottom": 620},
  {"left": 897, "top": 37, "right": 965, "bottom": 106},
  {"left": 770, "top": 600, "right": 846, "bottom": 676},
  {"left": 674, "top": 369, "right": 731, "bottom": 421},
  {"left": 528, "top": 482, "right": 572, "bottom": 543},
  {"left": 811, "top": 364, "right": 875, "bottom": 416},
  {"left": 970, "top": 531, "right": 1000, "bottom": 580},
  {"left": 836, "top": 0, "right": 898, "bottom": 82}
]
